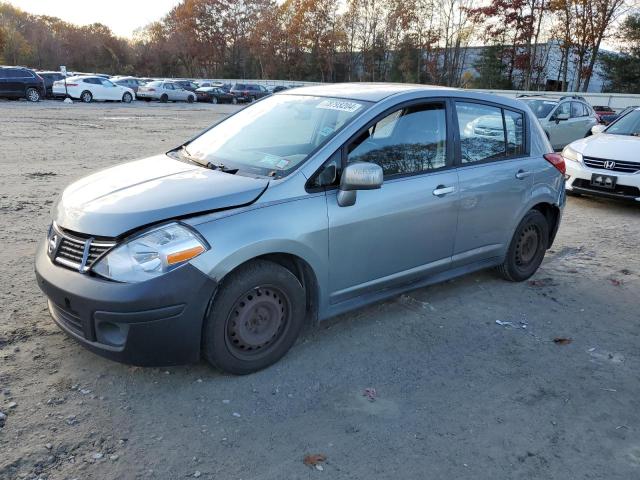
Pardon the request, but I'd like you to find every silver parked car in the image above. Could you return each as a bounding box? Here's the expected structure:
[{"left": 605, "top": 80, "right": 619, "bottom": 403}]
[
  {"left": 137, "top": 80, "right": 196, "bottom": 103},
  {"left": 520, "top": 95, "right": 599, "bottom": 150},
  {"left": 35, "top": 84, "right": 566, "bottom": 374}
]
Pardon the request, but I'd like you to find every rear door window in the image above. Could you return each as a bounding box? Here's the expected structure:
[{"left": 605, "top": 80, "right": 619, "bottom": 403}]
[
  {"left": 571, "top": 102, "right": 587, "bottom": 118},
  {"left": 455, "top": 101, "right": 525, "bottom": 163}
]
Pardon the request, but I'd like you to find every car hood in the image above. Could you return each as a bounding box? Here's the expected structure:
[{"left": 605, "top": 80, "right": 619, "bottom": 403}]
[
  {"left": 571, "top": 134, "right": 640, "bottom": 162},
  {"left": 54, "top": 154, "right": 269, "bottom": 237}
]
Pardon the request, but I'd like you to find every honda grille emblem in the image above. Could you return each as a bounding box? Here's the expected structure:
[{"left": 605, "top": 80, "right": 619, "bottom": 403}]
[{"left": 603, "top": 160, "right": 616, "bottom": 170}]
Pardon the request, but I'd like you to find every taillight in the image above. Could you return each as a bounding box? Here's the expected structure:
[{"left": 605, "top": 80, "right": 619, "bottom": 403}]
[
  {"left": 65, "top": 83, "right": 78, "bottom": 87},
  {"left": 543, "top": 153, "right": 566, "bottom": 175},
  {"left": 148, "top": 88, "right": 155, "bottom": 92}
]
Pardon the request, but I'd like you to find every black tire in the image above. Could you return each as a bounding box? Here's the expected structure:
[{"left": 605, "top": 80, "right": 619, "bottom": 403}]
[
  {"left": 203, "top": 260, "right": 306, "bottom": 374},
  {"left": 25, "top": 88, "right": 40, "bottom": 102},
  {"left": 122, "top": 92, "right": 133, "bottom": 103},
  {"left": 160, "top": 94, "right": 168, "bottom": 103},
  {"left": 497, "top": 210, "right": 549, "bottom": 282},
  {"left": 80, "top": 91, "right": 92, "bottom": 103},
  {"left": 187, "top": 95, "right": 195, "bottom": 103}
]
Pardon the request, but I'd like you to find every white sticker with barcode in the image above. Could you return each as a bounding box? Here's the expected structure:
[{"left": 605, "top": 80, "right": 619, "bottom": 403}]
[{"left": 317, "top": 100, "right": 362, "bottom": 113}]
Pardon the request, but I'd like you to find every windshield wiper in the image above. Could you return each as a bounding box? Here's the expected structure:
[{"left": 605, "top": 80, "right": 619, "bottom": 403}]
[{"left": 178, "top": 146, "right": 238, "bottom": 173}]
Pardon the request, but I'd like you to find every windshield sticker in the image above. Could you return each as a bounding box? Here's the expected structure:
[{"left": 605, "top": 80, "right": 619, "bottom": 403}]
[
  {"left": 317, "top": 100, "right": 362, "bottom": 113},
  {"left": 319, "top": 126, "right": 334, "bottom": 137},
  {"left": 276, "top": 159, "right": 290, "bottom": 169},
  {"left": 259, "top": 154, "right": 282, "bottom": 167}
]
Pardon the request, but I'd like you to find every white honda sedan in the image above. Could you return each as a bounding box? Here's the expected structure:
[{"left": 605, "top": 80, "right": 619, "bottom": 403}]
[
  {"left": 563, "top": 107, "right": 640, "bottom": 202},
  {"left": 52, "top": 76, "right": 135, "bottom": 103}
]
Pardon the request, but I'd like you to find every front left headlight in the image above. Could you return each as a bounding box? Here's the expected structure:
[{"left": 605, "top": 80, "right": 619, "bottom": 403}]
[
  {"left": 93, "top": 223, "right": 208, "bottom": 283},
  {"left": 562, "top": 145, "right": 581, "bottom": 163}
]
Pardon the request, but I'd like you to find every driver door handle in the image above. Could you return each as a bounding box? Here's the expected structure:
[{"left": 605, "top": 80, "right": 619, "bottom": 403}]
[
  {"left": 515, "top": 170, "right": 531, "bottom": 180},
  {"left": 433, "top": 185, "right": 455, "bottom": 197}
]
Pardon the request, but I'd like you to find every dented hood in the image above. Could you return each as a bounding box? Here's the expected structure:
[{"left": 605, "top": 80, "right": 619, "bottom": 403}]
[{"left": 54, "top": 155, "right": 268, "bottom": 237}]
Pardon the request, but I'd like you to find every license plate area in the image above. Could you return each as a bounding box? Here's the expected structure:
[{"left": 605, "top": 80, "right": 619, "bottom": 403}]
[{"left": 591, "top": 173, "right": 617, "bottom": 190}]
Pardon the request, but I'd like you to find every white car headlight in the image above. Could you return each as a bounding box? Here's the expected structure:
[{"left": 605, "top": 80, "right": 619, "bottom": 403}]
[
  {"left": 93, "top": 223, "right": 208, "bottom": 283},
  {"left": 562, "top": 145, "right": 581, "bottom": 163}
]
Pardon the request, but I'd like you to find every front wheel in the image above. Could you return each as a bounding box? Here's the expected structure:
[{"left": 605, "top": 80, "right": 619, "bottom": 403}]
[
  {"left": 122, "top": 92, "right": 133, "bottom": 103},
  {"left": 497, "top": 210, "right": 549, "bottom": 282},
  {"left": 203, "top": 260, "right": 306, "bottom": 374},
  {"left": 25, "top": 88, "right": 41, "bottom": 102},
  {"left": 187, "top": 95, "right": 194, "bottom": 103}
]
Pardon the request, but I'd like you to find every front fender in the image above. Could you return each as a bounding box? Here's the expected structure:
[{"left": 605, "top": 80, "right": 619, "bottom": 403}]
[{"left": 188, "top": 195, "right": 329, "bottom": 307}]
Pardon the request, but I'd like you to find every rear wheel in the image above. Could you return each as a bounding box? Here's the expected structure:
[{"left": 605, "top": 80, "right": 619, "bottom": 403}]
[
  {"left": 25, "top": 88, "right": 40, "bottom": 102},
  {"left": 497, "top": 210, "right": 549, "bottom": 282},
  {"left": 203, "top": 260, "right": 306, "bottom": 374},
  {"left": 211, "top": 96, "right": 218, "bottom": 104},
  {"left": 250, "top": 96, "right": 256, "bottom": 102},
  {"left": 80, "top": 91, "right": 92, "bottom": 103},
  {"left": 160, "top": 94, "right": 168, "bottom": 103},
  {"left": 232, "top": 97, "right": 238, "bottom": 105}
]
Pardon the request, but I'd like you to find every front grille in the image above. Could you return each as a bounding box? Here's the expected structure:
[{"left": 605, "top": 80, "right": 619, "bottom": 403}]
[
  {"left": 51, "top": 225, "right": 116, "bottom": 272},
  {"left": 49, "top": 301, "right": 85, "bottom": 337},
  {"left": 583, "top": 156, "right": 640, "bottom": 174}
]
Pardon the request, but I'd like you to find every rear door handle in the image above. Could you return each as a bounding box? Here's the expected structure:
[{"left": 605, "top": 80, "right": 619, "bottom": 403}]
[
  {"left": 432, "top": 185, "right": 455, "bottom": 197},
  {"left": 515, "top": 170, "right": 531, "bottom": 180}
]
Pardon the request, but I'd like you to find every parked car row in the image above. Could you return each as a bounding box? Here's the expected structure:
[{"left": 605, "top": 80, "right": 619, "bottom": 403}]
[{"left": 0, "top": 65, "right": 297, "bottom": 105}]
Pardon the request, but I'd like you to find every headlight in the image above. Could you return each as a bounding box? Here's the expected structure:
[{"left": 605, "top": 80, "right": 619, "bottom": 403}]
[
  {"left": 93, "top": 223, "right": 208, "bottom": 283},
  {"left": 562, "top": 145, "right": 581, "bottom": 163}
]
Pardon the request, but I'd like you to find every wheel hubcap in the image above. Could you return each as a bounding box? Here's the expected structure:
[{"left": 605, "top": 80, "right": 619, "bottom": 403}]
[
  {"left": 515, "top": 225, "right": 539, "bottom": 266},
  {"left": 227, "top": 286, "right": 288, "bottom": 355}
]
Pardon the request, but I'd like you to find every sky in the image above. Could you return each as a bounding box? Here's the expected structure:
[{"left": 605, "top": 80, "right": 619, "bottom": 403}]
[{"left": 4, "top": 0, "right": 183, "bottom": 38}]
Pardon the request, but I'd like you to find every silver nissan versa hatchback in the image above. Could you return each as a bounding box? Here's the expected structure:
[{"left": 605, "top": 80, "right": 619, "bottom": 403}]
[{"left": 35, "top": 84, "right": 566, "bottom": 374}]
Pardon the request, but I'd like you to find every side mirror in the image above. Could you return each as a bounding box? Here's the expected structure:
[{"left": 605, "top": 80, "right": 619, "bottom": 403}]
[
  {"left": 555, "top": 112, "right": 570, "bottom": 122},
  {"left": 591, "top": 124, "right": 606, "bottom": 135},
  {"left": 337, "top": 162, "right": 383, "bottom": 207}
]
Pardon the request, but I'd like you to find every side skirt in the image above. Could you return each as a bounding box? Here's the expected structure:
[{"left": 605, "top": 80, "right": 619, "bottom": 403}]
[{"left": 319, "top": 256, "right": 503, "bottom": 321}]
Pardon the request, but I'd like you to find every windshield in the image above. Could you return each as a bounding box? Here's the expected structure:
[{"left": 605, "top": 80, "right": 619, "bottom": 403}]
[
  {"left": 185, "top": 95, "right": 370, "bottom": 176},
  {"left": 606, "top": 108, "right": 640, "bottom": 136},
  {"left": 522, "top": 99, "right": 557, "bottom": 119}
]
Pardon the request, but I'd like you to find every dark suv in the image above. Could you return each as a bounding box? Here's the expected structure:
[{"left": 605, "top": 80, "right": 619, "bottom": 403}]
[
  {"left": 0, "top": 66, "right": 46, "bottom": 102},
  {"left": 37, "top": 71, "right": 66, "bottom": 98},
  {"left": 230, "top": 83, "right": 270, "bottom": 102}
]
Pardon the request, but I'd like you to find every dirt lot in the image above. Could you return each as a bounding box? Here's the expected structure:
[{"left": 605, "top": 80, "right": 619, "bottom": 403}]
[{"left": 1, "top": 99, "right": 639, "bottom": 480}]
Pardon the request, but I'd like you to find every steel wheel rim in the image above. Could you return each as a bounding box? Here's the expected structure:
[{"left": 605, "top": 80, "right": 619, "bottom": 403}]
[
  {"left": 225, "top": 285, "right": 291, "bottom": 359},
  {"left": 27, "top": 89, "right": 39, "bottom": 101},
  {"left": 515, "top": 225, "right": 540, "bottom": 266}
]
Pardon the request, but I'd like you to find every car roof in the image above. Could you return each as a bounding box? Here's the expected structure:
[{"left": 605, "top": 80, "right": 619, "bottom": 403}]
[{"left": 281, "top": 82, "right": 454, "bottom": 102}]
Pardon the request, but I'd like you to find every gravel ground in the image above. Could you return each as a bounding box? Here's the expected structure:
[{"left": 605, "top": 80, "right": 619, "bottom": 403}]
[{"left": 1, "top": 99, "right": 639, "bottom": 480}]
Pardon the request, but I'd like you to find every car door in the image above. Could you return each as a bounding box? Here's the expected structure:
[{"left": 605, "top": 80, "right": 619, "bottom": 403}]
[
  {"left": 85, "top": 78, "right": 105, "bottom": 99},
  {"left": 453, "top": 101, "right": 535, "bottom": 266},
  {"left": 326, "top": 100, "right": 459, "bottom": 304},
  {"left": 100, "top": 79, "right": 120, "bottom": 100},
  {"left": 5, "top": 69, "right": 24, "bottom": 97},
  {"left": 571, "top": 102, "right": 593, "bottom": 139},
  {"left": 548, "top": 101, "right": 574, "bottom": 149}
]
